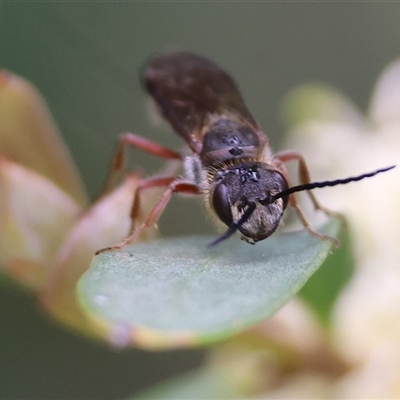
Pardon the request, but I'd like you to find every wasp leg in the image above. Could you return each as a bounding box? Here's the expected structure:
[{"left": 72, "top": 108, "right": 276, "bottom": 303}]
[
  {"left": 96, "top": 177, "right": 199, "bottom": 254},
  {"left": 102, "top": 132, "right": 182, "bottom": 195},
  {"left": 275, "top": 150, "right": 342, "bottom": 247}
]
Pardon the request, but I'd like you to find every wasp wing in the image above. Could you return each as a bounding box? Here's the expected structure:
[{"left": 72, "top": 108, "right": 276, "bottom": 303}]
[{"left": 144, "top": 52, "right": 259, "bottom": 154}]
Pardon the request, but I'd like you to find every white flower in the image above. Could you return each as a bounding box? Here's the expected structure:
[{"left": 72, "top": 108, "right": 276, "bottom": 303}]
[{"left": 283, "top": 58, "right": 400, "bottom": 398}]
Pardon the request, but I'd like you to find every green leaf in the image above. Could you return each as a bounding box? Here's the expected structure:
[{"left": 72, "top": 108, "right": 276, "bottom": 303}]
[
  {"left": 131, "top": 367, "right": 238, "bottom": 400},
  {"left": 299, "top": 226, "right": 355, "bottom": 326},
  {"left": 77, "top": 218, "right": 342, "bottom": 349}
]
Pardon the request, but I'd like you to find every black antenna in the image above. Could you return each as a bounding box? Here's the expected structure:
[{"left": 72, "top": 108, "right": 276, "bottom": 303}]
[
  {"left": 271, "top": 165, "right": 396, "bottom": 202},
  {"left": 208, "top": 202, "right": 256, "bottom": 247}
]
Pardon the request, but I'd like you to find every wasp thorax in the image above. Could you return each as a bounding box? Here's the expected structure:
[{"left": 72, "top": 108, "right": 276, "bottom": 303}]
[
  {"left": 210, "top": 162, "right": 289, "bottom": 241},
  {"left": 200, "top": 119, "right": 263, "bottom": 165}
]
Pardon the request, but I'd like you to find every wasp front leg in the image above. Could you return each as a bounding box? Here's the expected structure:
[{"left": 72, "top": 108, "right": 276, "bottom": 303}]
[
  {"left": 275, "top": 150, "right": 342, "bottom": 247},
  {"left": 96, "top": 177, "right": 199, "bottom": 254}
]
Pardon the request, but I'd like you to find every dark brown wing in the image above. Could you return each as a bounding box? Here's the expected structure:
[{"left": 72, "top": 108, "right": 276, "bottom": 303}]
[{"left": 144, "top": 52, "right": 259, "bottom": 154}]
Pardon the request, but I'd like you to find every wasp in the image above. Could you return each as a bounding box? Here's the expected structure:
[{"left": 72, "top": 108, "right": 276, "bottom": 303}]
[{"left": 98, "top": 52, "right": 394, "bottom": 253}]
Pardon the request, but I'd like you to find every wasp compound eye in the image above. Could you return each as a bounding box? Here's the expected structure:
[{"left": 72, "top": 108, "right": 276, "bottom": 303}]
[
  {"left": 212, "top": 182, "right": 233, "bottom": 226},
  {"left": 273, "top": 171, "right": 289, "bottom": 208}
]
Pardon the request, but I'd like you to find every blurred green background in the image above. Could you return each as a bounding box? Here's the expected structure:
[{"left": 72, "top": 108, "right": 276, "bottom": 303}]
[{"left": 1, "top": 3, "right": 400, "bottom": 399}]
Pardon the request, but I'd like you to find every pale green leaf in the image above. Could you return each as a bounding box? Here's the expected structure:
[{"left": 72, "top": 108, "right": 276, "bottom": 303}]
[{"left": 77, "top": 218, "right": 341, "bottom": 349}]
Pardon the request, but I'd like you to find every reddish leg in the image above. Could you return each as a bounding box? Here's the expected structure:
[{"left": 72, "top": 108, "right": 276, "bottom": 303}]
[
  {"left": 96, "top": 177, "right": 200, "bottom": 254},
  {"left": 275, "top": 150, "right": 341, "bottom": 246},
  {"left": 103, "top": 132, "right": 182, "bottom": 194}
]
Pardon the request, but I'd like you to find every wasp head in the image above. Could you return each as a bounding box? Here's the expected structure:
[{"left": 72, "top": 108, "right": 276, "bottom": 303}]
[{"left": 208, "top": 161, "right": 289, "bottom": 244}]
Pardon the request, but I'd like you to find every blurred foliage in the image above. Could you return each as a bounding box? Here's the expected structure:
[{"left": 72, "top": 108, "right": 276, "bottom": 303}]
[{"left": 299, "top": 226, "right": 355, "bottom": 327}]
